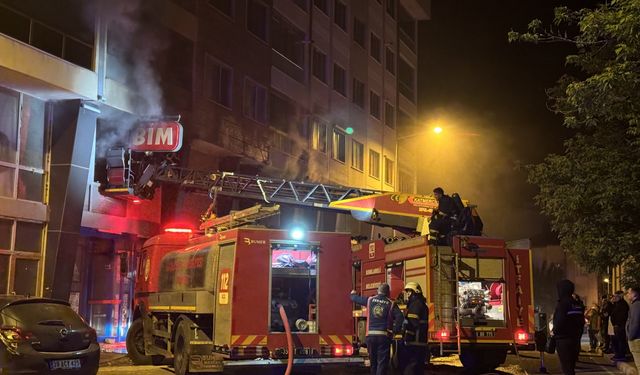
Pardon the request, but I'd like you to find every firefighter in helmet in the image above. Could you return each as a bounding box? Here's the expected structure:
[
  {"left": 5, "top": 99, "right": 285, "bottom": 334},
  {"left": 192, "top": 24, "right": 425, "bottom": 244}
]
[
  {"left": 350, "top": 283, "right": 403, "bottom": 375},
  {"left": 400, "top": 281, "right": 429, "bottom": 375},
  {"left": 429, "top": 187, "right": 459, "bottom": 244}
]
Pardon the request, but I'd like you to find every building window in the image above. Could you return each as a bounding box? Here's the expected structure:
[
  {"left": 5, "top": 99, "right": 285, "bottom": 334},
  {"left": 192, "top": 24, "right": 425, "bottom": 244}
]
[
  {"left": 370, "top": 33, "right": 381, "bottom": 62},
  {"left": 370, "top": 91, "right": 381, "bottom": 119},
  {"left": 314, "top": 0, "right": 329, "bottom": 15},
  {"left": 294, "top": 0, "right": 308, "bottom": 11},
  {"left": 0, "top": 89, "right": 45, "bottom": 202},
  {"left": 247, "top": 0, "right": 269, "bottom": 42},
  {"left": 384, "top": 156, "right": 394, "bottom": 186},
  {"left": 385, "top": 102, "right": 395, "bottom": 128},
  {"left": 208, "top": 0, "right": 234, "bottom": 17},
  {"left": 204, "top": 55, "right": 233, "bottom": 108},
  {"left": 386, "top": 0, "right": 396, "bottom": 19},
  {"left": 333, "top": 63, "right": 347, "bottom": 96},
  {"left": 399, "top": 57, "right": 416, "bottom": 102},
  {"left": 311, "top": 119, "right": 327, "bottom": 153},
  {"left": 353, "top": 17, "right": 366, "bottom": 48},
  {"left": 0, "top": 218, "right": 44, "bottom": 295},
  {"left": 332, "top": 128, "right": 346, "bottom": 162},
  {"left": 385, "top": 47, "right": 395, "bottom": 75},
  {"left": 398, "top": 4, "right": 416, "bottom": 51},
  {"left": 312, "top": 48, "right": 328, "bottom": 83},
  {"left": 352, "top": 78, "right": 365, "bottom": 109},
  {"left": 369, "top": 149, "right": 380, "bottom": 179},
  {"left": 351, "top": 140, "right": 364, "bottom": 171},
  {"left": 334, "top": 0, "right": 347, "bottom": 30},
  {"left": 272, "top": 12, "right": 305, "bottom": 67},
  {"left": 243, "top": 78, "right": 268, "bottom": 123}
]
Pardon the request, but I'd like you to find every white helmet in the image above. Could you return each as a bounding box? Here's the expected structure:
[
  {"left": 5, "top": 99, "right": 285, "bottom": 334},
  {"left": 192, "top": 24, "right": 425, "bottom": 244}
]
[{"left": 404, "top": 281, "right": 422, "bottom": 294}]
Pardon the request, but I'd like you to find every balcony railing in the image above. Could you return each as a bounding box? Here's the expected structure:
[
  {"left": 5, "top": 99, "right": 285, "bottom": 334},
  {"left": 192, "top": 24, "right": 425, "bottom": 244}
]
[{"left": 0, "top": 4, "right": 94, "bottom": 70}]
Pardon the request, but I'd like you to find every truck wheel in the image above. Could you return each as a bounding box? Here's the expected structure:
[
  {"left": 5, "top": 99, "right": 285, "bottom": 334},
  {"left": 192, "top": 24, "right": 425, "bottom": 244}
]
[
  {"left": 126, "top": 319, "right": 163, "bottom": 365},
  {"left": 173, "top": 320, "right": 192, "bottom": 375}
]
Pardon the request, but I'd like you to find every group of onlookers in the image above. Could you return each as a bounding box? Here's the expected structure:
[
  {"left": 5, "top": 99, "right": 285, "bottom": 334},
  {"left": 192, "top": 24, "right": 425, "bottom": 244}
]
[{"left": 553, "top": 280, "right": 640, "bottom": 375}]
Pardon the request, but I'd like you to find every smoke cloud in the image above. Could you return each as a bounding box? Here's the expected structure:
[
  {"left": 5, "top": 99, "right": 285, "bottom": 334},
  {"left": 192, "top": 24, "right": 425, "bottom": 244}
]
[
  {"left": 95, "top": 0, "right": 168, "bottom": 156},
  {"left": 415, "top": 105, "right": 551, "bottom": 242}
]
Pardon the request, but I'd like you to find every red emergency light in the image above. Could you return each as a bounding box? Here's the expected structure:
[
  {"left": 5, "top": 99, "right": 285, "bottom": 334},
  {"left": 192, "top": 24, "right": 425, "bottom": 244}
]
[
  {"left": 514, "top": 329, "right": 528, "bottom": 343},
  {"left": 437, "top": 328, "right": 449, "bottom": 340},
  {"left": 332, "top": 344, "right": 353, "bottom": 357}
]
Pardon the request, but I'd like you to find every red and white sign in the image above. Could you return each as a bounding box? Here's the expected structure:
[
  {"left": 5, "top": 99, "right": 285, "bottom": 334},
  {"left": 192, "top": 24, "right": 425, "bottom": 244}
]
[{"left": 130, "top": 121, "right": 183, "bottom": 152}]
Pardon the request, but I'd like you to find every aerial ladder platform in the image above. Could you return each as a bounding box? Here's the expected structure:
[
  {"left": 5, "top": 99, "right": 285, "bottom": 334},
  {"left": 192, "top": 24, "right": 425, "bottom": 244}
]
[{"left": 101, "top": 148, "right": 480, "bottom": 237}]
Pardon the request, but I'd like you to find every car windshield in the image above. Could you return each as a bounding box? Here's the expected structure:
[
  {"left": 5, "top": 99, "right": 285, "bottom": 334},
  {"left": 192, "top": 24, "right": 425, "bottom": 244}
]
[{"left": 0, "top": 302, "right": 86, "bottom": 327}]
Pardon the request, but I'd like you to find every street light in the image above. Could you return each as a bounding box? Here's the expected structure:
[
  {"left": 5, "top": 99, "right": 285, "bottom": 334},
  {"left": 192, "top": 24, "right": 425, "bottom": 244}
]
[{"left": 396, "top": 128, "right": 441, "bottom": 142}]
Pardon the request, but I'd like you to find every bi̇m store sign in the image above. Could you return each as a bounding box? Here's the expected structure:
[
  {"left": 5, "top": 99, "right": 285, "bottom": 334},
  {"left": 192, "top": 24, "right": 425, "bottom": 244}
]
[{"left": 129, "top": 120, "right": 183, "bottom": 152}]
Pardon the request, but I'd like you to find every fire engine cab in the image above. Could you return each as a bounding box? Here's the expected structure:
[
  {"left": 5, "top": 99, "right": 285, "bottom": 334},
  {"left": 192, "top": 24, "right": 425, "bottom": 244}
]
[{"left": 103, "top": 149, "right": 535, "bottom": 374}]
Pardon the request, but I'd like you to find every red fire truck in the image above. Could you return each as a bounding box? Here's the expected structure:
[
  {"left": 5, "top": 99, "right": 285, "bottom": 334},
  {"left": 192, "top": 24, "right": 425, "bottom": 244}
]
[
  {"left": 333, "top": 193, "right": 536, "bottom": 372},
  {"left": 127, "top": 211, "right": 360, "bottom": 374},
  {"left": 103, "top": 154, "right": 535, "bottom": 373}
]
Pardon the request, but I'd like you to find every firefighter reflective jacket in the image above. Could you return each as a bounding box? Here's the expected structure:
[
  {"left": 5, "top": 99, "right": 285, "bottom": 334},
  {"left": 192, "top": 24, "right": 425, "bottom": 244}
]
[
  {"left": 403, "top": 293, "right": 428, "bottom": 346},
  {"left": 351, "top": 293, "right": 403, "bottom": 336}
]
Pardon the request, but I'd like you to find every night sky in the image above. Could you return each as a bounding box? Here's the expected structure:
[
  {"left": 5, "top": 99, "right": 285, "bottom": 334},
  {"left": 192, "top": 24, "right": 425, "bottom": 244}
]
[{"left": 417, "top": 1, "right": 584, "bottom": 244}]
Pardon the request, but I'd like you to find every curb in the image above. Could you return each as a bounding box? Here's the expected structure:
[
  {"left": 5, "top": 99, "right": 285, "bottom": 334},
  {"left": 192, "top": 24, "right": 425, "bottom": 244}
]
[{"left": 616, "top": 361, "right": 638, "bottom": 375}]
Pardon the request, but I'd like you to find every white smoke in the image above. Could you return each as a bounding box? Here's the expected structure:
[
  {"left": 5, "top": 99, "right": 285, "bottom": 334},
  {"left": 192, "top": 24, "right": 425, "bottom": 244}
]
[{"left": 95, "top": 0, "right": 167, "bottom": 156}]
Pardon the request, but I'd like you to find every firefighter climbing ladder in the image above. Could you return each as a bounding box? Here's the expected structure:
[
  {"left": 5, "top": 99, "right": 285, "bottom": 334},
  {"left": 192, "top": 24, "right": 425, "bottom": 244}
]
[{"left": 434, "top": 245, "right": 461, "bottom": 356}]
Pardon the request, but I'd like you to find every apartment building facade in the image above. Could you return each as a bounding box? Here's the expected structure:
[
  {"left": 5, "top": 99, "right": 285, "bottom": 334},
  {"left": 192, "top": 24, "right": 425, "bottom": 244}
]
[{"left": 0, "top": 0, "right": 428, "bottom": 340}]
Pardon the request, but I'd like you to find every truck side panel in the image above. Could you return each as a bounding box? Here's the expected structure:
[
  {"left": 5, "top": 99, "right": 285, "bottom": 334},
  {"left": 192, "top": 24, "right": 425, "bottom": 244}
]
[
  {"left": 505, "top": 248, "right": 535, "bottom": 335},
  {"left": 231, "top": 232, "right": 270, "bottom": 342}
]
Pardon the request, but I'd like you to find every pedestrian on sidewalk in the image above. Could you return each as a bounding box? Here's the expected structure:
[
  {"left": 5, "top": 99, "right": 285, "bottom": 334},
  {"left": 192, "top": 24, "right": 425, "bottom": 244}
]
[
  {"left": 626, "top": 287, "right": 640, "bottom": 369},
  {"left": 585, "top": 302, "right": 601, "bottom": 352},
  {"left": 553, "top": 279, "right": 585, "bottom": 375},
  {"left": 600, "top": 295, "right": 613, "bottom": 353},
  {"left": 611, "top": 290, "right": 630, "bottom": 362}
]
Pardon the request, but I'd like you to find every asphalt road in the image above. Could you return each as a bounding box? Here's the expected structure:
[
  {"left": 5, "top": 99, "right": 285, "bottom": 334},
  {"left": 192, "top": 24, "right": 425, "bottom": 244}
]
[{"left": 97, "top": 350, "right": 627, "bottom": 374}]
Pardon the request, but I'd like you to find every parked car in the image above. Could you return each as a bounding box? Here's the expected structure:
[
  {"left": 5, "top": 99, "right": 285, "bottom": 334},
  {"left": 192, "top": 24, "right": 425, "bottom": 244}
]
[{"left": 0, "top": 296, "right": 99, "bottom": 374}]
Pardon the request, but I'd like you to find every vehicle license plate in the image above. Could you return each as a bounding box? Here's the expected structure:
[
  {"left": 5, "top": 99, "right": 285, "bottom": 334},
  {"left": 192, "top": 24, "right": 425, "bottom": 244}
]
[
  {"left": 474, "top": 330, "right": 496, "bottom": 337},
  {"left": 49, "top": 359, "right": 81, "bottom": 370}
]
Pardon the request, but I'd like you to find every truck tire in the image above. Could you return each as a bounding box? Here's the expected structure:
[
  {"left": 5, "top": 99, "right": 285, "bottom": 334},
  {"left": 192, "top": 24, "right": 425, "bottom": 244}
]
[
  {"left": 126, "top": 319, "right": 163, "bottom": 365},
  {"left": 173, "top": 320, "right": 192, "bottom": 375}
]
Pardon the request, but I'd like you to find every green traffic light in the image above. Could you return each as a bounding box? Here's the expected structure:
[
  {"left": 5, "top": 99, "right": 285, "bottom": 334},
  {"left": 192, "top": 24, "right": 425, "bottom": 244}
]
[{"left": 345, "top": 127, "right": 354, "bottom": 135}]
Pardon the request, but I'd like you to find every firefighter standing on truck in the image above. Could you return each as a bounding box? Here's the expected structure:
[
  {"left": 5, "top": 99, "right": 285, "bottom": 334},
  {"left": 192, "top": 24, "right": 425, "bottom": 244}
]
[
  {"left": 351, "top": 283, "right": 403, "bottom": 375},
  {"left": 400, "top": 281, "right": 429, "bottom": 375}
]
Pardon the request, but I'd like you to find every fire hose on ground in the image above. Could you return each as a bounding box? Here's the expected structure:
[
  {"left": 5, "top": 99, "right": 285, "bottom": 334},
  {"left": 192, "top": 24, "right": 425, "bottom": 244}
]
[{"left": 278, "top": 304, "right": 293, "bottom": 375}]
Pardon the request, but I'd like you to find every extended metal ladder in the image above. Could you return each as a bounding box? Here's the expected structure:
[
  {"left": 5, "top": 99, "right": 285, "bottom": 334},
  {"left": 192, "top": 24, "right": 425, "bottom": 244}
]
[
  {"left": 153, "top": 166, "right": 383, "bottom": 208},
  {"left": 435, "top": 245, "right": 461, "bottom": 356},
  {"left": 199, "top": 204, "right": 281, "bottom": 232}
]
